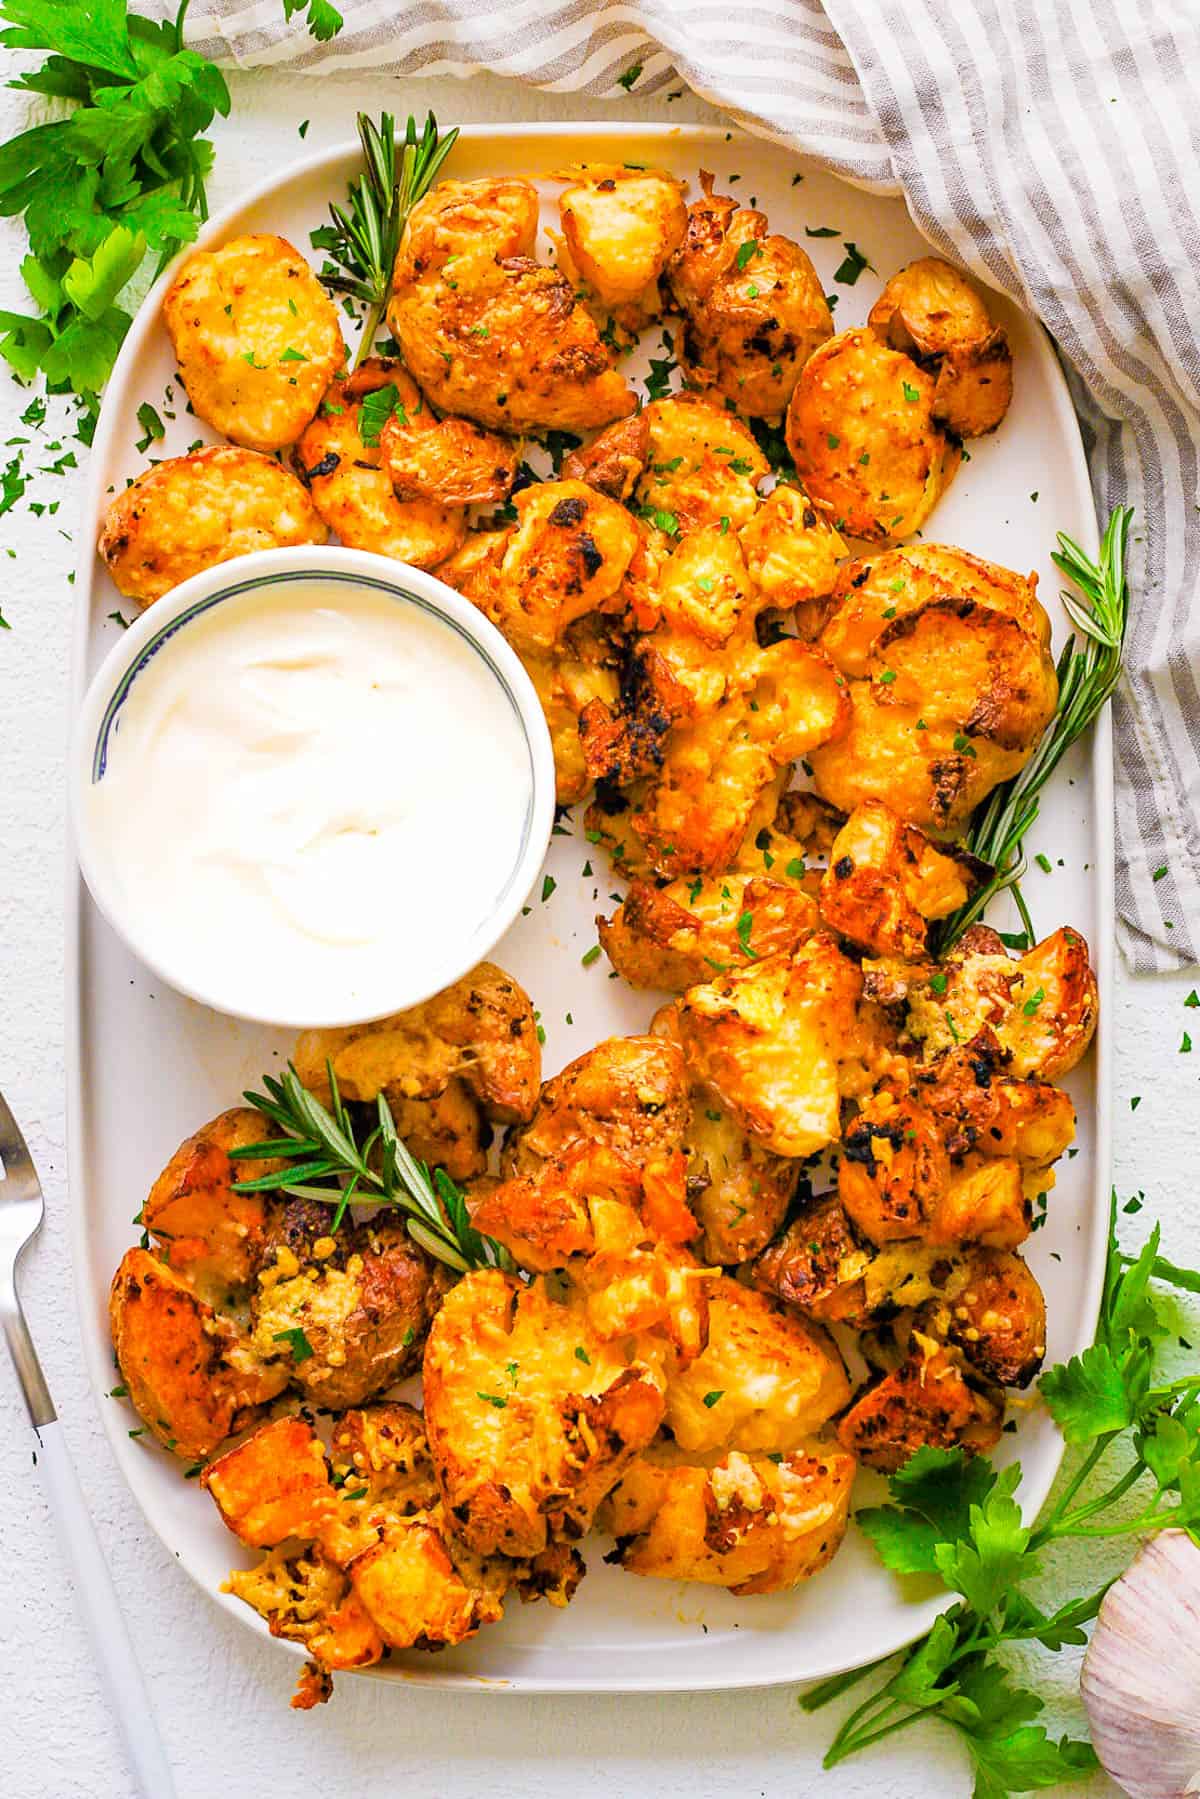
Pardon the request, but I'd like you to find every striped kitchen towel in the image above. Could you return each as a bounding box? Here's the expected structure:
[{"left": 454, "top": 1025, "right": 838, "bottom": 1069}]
[{"left": 166, "top": 0, "right": 1200, "bottom": 973}]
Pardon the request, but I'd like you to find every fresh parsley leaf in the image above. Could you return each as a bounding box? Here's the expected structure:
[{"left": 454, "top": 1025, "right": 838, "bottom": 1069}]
[
  {"left": 833, "top": 241, "right": 873, "bottom": 285},
  {"left": 282, "top": 0, "right": 345, "bottom": 42},
  {"left": 272, "top": 1326, "right": 314, "bottom": 1362},
  {"left": 616, "top": 61, "right": 643, "bottom": 91},
  {"left": 357, "top": 382, "right": 403, "bottom": 447}
]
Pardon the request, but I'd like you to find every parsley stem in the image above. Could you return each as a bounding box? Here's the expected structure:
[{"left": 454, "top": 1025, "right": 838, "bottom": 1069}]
[
  {"left": 800, "top": 1658, "right": 890, "bottom": 1712},
  {"left": 1030, "top": 1433, "right": 1116, "bottom": 1545},
  {"left": 1046, "top": 1462, "right": 1148, "bottom": 1537},
  {"left": 825, "top": 1701, "right": 929, "bottom": 1766}
]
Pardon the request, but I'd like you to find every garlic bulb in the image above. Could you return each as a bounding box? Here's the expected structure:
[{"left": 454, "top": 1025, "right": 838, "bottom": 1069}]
[{"left": 1080, "top": 1530, "right": 1200, "bottom": 1799}]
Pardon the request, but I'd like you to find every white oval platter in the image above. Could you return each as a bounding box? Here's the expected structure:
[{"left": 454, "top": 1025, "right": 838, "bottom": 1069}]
[{"left": 65, "top": 123, "right": 1112, "bottom": 1693}]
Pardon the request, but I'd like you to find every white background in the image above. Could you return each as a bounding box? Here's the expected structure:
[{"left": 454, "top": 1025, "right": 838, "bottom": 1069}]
[{"left": 1, "top": 63, "right": 1197, "bottom": 1799}]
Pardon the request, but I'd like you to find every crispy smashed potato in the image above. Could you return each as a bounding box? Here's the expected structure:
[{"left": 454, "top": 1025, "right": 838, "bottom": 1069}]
[
  {"left": 869, "top": 257, "right": 1013, "bottom": 437},
  {"left": 599, "top": 1440, "right": 855, "bottom": 1594},
  {"left": 557, "top": 164, "right": 687, "bottom": 321},
  {"left": 599, "top": 871, "right": 817, "bottom": 991},
  {"left": 679, "top": 1097, "right": 799, "bottom": 1265},
  {"left": 142, "top": 1106, "right": 283, "bottom": 1305},
  {"left": 503, "top": 1033, "right": 690, "bottom": 1181},
  {"left": 378, "top": 398, "right": 518, "bottom": 507},
  {"left": 110, "top": 1247, "right": 287, "bottom": 1460},
  {"left": 738, "top": 483, "right": 847, "bottom": 608},
  {"left": 565, "top": 393, "right": 768, "bottom": 534},
  {"left": 163, "top": 234, "right": 344, "bottom": 451},
  {"left": 295, "top": 361, "right": 464, "bottom": 566},
  {"left": 250, "top": 1202, "right": 444, "bottom": 1408},
  {"left": 667, "top": 174, "right": 833, "bottom": 416},
  {"left": 423, "top": 1269, "right": 664, "bottom": 1557},
  {"left": 296, "top": 959, "right": 540, "bottom": 1126},
  {"left": 919, "top": 1247, "right": 1047, "bottom": 1388},
  {"left": 786, "top": 327, "right": 962, "bottom": 542},
  {"left": 750, "top": 1191, "right": 874, "bottom": 1325},
  {"left": 98, "top": 447, "right": 327, "bottom": 606},
  {"left": 389, "top": 177, "right": 634, "bottom": 433},
  {"left": 664, "top": 1277, "right": 850, "bottom": 1453},
  {"left": 819, "top": 800, "right": 980, "bottom": 959},
  {"left": 913, "top": 1028, "right": 1076, "bottom": 1171},
  {"left": 838, "top": 1338, "right": 1003, "bottom": 1471},
  {"left": 906, "top": 925, "right": 1098, "bottom": 1080},
  {"left": 678, "top": 938, "right": 864, "bottom": 1158}
]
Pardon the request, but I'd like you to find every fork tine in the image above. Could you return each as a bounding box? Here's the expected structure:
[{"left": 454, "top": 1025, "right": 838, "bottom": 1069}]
[{"left": 0, "top": 1088, "right": 43, "bottom": 1203}]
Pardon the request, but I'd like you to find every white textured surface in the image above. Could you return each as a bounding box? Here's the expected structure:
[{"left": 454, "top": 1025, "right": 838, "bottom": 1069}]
[{"left": 1, "top": 67, "right": 1197, "bottom": 1799}]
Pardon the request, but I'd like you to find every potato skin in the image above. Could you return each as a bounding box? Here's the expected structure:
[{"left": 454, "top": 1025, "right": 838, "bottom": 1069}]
[
  {"left": 295, "top": 362, "right": 465, "bottom": 567},
  {"left": 837, "top": 1340, "right": 1003, "bottom": 1471},
  {"left": 599, "top": 1441, "right": 855, "bottom": 1595},
  {"left": 567, "top": 392, "right": 769, "bottom": 536},
  {"left": 677, "top": 1088, "right": 800, "bottom": 1266},
  {"left": 98, "top": 447, "right": 327, "bottom": 606},
  {"left": 667, "top": 174, "right": 833, "bottom": 416},
  {"left": 203, "top": 1414, "right": 341, "bottom": 1549},
  {"left": 785, "top": 327, "right": 961, "bottom": 542},
  {"left": 422, "top": 1268, "right": 665, "bottom": 1558},
  {"left": 389, "top": 178, "right": 634, "bottom": 434},
  {"left": 378, "top": 403, "right": 518, "bottom": 507},
  {"left": 109, "top": 1247, "right": 287, "bottom": 1460},
  {"left": 906, "top": 925, "right": 1098, "bottom": 1080},
  {"left": 502, "top": 1034, "right": 690, "bottom": 1181},
  {"left": 664, "top": 1276, "right": 850, "bottom": 1453},
  {"left": 868, "top": 257, "right": 1013, "bottom": 437},
  {"left": 750, "top": 1191, "right": 874, "bottom": 1324},
  {"left": 922, "top": 1247, "right": 1048, "bottom": 1388},
  {"left": 819, "top": 799, "right": 979, "bottom": 960},
  {"left": 599, "top": 871, "right": 818, "bottom": 992},
  {"left": 163, "top": 233, "right": 344, "bottom": 451}
]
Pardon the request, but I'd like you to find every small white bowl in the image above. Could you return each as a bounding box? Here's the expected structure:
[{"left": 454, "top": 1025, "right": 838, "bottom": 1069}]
[{"left": 72, "top": 547, "right": 556, "bottom": 1028}]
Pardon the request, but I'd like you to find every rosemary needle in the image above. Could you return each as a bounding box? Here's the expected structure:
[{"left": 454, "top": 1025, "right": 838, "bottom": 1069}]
[
  {"left": 931, "top": 504, "right": 1133, "bottom": 954},
  {"left": 229, "top": 1062, "right": 510, "bottom": 1277},
  {"left": 311, "top": 111, "right": 459, "bottom": 369}
]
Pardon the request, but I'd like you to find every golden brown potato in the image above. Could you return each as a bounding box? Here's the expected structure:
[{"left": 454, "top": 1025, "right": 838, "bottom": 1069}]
[
  {"left": 109, "top": 1247, "right": 287, "bottom": 1461},
  {"left": 819, "top": 800, "right": 980, "bottom": 960},
  {"left": 386, "top": 1082, "right": 490, "bottom": 1183},
  {"left": 227, "top": 1548, "right": 385, "bottom": 1675},
  {"left": 203, "top": 1414, "right": 344, "bottom": 1550},
  {"left": 389, "top": 177, "right": 634, "bottom": 434},
  {"left": 664, "top": 1277, "right": 850, "bottom": 1453},
  {"left": 599, "top": 871, "right": 818, "bottom": 992},
  {"left": 749, "top": 1191, "right": 874, "bottom": 1324},
  {"left": 502, "top": 1034, "right": 690, "bottom": 1182},
  {"left": 906, "top": 925, "right": 1098, "bottom": 1080},
  {"left": 599, "top": 1440, "right": 855, "bottom": 1594},
  {"left": 295, "top": 362, "right": 465, "bottom": 566},
  {"left": 913, "top": 1029, "right": 1077, "bottom": 1171},
  {"left": 738, "top": 483, "right": 847, "bottom": 608},
  {"left": 678, "top": 1091, "right": 800, "bottom": 1266},
  {"left": 920, "top": 1247, "right": 1047, "bottom": 1388},
  {"left": 249, "top": 1204, "right": 444, "bottom": 1409},
  {"left": 837, "top": 1339, "right": 1003, "bottom": 1471},
  {"left": 868, "top": 257, "right": 1013, "bottom": 437},
  {"left": 785, "top": 327, "right": 961, "bottom": 542},
  {"left": 97, "top": 447, "right": 327, "bottom": 607},
  {"left": 464, "top": 479, "right": 642, "bottom": 656},
  {"left": 163, "top": 233, "right": 344, "bottom": 451},
  {"left": 295, "top": 960, "right": 540, "bottom": 1126},
  {"left": 677, "top": 938, "right": 863, "bottom": 1158},
  {"left": 141, "top": 1107, "right": 282, "bottom": 1306},
  {"left": 378, "top": 401, "right": 518, "bottom": 507},
  {"left": 422, "top": 1268, "right": 665, "bottom": 1558},
  {"left": 557, "top": 164, "right": 687, "bottom": 318},
  {"left": 567, "top": 393, "right": 768, "bottom": 535},
  {"left": 818, "top": 542, "right": 1050, "bottom": 683},
  {"left": 838, "top": 1085, "right": 951, "bottom": 1245},
  {"left": 667, "top": 174, "right": 833, "bottom": 416},
  {"left": 808, "top": 595, "right": 1059, "bottom": 834}
]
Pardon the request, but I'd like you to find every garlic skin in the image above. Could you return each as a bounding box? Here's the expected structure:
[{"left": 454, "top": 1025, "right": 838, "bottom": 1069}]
[{"left": 1080, "top": 1530, "right": 1200, "bottom": 1799}]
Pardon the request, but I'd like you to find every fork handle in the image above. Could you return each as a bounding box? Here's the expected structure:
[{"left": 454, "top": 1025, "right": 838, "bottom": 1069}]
[{"left": 34, "top": 1420, "right": 177, "bottom": 1799}]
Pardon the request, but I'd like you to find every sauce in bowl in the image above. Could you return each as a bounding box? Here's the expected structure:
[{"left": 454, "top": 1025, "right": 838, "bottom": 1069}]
[{"left": 83, "top": 569, "right": 543, "bottom": 1024}]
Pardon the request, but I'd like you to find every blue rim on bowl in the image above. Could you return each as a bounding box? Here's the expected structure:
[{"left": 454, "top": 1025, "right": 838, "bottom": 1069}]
[{"left": 72, "top": 547, "right": 557, "bottom": 1029}]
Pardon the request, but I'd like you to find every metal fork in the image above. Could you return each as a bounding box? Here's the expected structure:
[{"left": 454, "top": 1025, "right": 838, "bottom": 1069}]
[{"left": 0, "top": 1089, "right": 177, "bottom": 1799}]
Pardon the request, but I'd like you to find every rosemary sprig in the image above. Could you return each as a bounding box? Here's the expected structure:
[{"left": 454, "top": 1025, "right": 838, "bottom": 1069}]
[
  {"left": 311, "top": 110, "right": 459, "bottom": 369},
  {"left": 229, "top": 1062, "right": 511, "bottom": 1277},
  {"left": 931, "top": 505, "right": 1133, "bottom": 954}
]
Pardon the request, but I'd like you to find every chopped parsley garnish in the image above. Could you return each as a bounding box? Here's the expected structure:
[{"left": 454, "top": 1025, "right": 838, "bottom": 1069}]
[
  {"left": 541, "top": 874, "right": 557, "bottom": 903},
  {"left": 827, "top": 432, "right": 841, "bottom": 449},
  {"left": 735, "top": 910, "right": 758, "bottom": 959},
  {"left": 735, "top": 240, "right": 761, "bottom": 271},
  {"left": 785, "top": 856, "right": 806, "bottom": 880},
  {"left": 902, "top": 381, "right": 921, "bottom": 403},
  {"left": 639, "top": 505, "right": 680, "bottom": 536},
  {"left": 135, "top": 403, "right": 164, "bottom": 454},
  {"left": 272, "top": 1327, "right": 315, "bottom": 1362},
  {"left": 702, "top": 1390, "right": 724, "bottom": 1408},
  {"left": 581, "top": 945, "right": 602, "bottom": 967},
  {"left": 279, "top": 346, "right": 309, "bottom": 363},
  {"left": 805, "top": 225, "right": 840, "bottom": 238},
  {"left": 617, "top": 61, "right": 643, "bottom": 90},
  {"left": 358, "top": 383, "right": 404, "bottom": 447},
  {"left": 929, "top": 972, "right": 948, "bottom": 995},
  {"left": 477, "top": 1391, "right": 507, "bottom": 1409},
  {"left": 574, "top": 1346, "right": 591, "bottom": 1365},
  {"left": 833, "top": 242, "right": 874, "bottom": 285},
  {"left": 1035, "top": 852, "right": 1053, "bottom": 873},
  {"left": 1022, "top": 986, "right": 1046, "bottom": 1017}
]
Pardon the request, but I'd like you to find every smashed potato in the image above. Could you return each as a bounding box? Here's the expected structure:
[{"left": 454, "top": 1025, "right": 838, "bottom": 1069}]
[
  {"left": 667, "top": 174, "right": 833, "bottom": 416},
  {"left": 557, "top": 164, "right": 687, "bottom": 320},
  {"left": 838, "top": 1338, "right": 1003, "bottom": 1471},
  {"left": 564, "top": 393, "right": 768, "bottom": 535},
  {"left": 664, "top": 1277, "right": 850, "bottom": 1453},
  {"left": 250, "top": 1202, "right": 444, "bottom": 1408},
  {"left": 750, "top": 1191, "right": 874, "bottom": 1325},
  {"left": 98, "top": 447, "right": 327, "bottom": 607},
  {"left": 599, "top": 871, "right": 817, "bottom": 992},
  {"left": 678, "top": 938, "right": 864, "bottom": 1158},
  {"left": 920, "top": 1247, "right": 1047, "bottom": 1389},
  {"left": 786, "top": 327, "right": 960, "bottom": 542},
  {"left": 819, "top": 799, "right": 980, "bottom": 959},
  {"left": 502, "top": 1034, "right": 689, "bottom": 1182},
  {"left": 389, "top": 177, "right": 634, "bottom": 433},
  {"left": 110, "top": 1247, "right": 287, "bottom": 1461},
  {"left": 378, "top": 398, "right": 518, "bottom": 507},
  {"left": 295, "top": 361, "right": 464, "bottom": 566},
  {"left": 163, "top": 233, "right": 344, "bottom": 451},
  {"left": 296, "top": 959, "right": 540, "bottom": 1125},
  {"left": 599, "top": 1440, "right": 855, "bottom": 1594},
  {"left": 142, "top": 1106, "right": 283, "bottom": 1305},
  {"left": 679, "top": 1097, "right": 799, "bottom": 1266},
  {"left": 738, "top": 483, "right": 847, "bottom": 608},
  {"left": 423, "top": 1269, "right": 664, "bottom": 1557},
  {"left": 868, "top": 257, "right": 1013, "bottom": 438},
  {"left": 906, "top": 925, "right": 1098, "bottom": 1080}
]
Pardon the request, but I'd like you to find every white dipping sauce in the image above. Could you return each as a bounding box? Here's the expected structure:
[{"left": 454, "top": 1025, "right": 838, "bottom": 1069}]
[{"left": 89, "top": 580, "right": 532, "bottom": 1020}]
